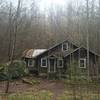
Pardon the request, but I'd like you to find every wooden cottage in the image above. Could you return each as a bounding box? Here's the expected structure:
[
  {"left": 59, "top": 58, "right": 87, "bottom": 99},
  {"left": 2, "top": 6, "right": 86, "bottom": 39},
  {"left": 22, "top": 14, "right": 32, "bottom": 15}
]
[{"left": 22, "top": 40, "right": 100, "bottom": 78}]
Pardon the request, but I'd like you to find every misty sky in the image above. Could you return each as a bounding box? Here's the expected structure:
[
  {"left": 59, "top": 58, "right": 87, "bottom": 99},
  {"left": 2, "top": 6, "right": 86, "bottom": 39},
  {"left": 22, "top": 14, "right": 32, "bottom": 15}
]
[
  {"left": 5, "top": 0, "right": 88, "bottom": 12},
  {"left": 7, "top": 0, "right": 32, "bottom": 7},
  {"left": 7, "top": 0, "right": 69, "bottom": 7}
]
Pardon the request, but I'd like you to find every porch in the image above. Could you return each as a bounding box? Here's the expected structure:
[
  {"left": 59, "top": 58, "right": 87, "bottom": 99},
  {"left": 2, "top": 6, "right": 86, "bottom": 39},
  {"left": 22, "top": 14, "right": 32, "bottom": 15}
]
[{"left": 40, "top": 55, "right": 66, "bottom": 79}]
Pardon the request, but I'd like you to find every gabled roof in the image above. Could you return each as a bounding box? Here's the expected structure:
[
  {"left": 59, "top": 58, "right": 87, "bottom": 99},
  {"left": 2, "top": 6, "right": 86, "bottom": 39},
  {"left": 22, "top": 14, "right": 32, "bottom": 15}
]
[
  {"left": 22, "top": 49, "right": 34, "bottom": 58},
  {"left": 64, "top": 46, "right": 100, "bottom": 58},
  {"left": 22, "top": 49, "right": 47, "bottom": 58},
  {"left": 22, "top": 39, "right": 100, "bottom": 58},
  {"left": 34, "top": 39, "right": 79, "bottom": 58},
  {"left": 47, "top": 39, "right": 78, "bottom": 51},
  {"left": 35, "top": 39, "right": 100, "bottom": 57}
]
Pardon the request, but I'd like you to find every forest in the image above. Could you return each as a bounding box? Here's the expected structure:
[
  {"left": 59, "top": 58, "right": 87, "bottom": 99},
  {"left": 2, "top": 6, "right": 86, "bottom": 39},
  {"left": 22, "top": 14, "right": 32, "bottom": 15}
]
[
  {"left": 0, "top": 0, "right": 100, "bottom": 63},
  {"left": 0, "top": 0, "right": 100, "bottom": 99}
]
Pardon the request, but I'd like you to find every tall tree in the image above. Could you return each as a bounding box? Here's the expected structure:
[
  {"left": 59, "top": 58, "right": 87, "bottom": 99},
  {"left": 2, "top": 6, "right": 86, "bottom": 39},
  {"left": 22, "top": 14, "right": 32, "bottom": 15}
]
[
  {"left": 5, "top": 0, "right": 22, "bottom": 93},
  {"left": 86, "top": 0, "right": 90, "bottom": 79}
]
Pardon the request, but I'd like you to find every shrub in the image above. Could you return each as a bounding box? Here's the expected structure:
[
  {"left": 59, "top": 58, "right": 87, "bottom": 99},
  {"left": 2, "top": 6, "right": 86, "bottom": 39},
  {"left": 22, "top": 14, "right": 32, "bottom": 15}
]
[
  {"left": 0, "top": 64, "right": 7, "bottom": 81},
  {"left": 0, "top": 60, "right": 29, "bottom": 81},
  {"left": 8, "top": 60, "right": 29, "bottom": 79}
]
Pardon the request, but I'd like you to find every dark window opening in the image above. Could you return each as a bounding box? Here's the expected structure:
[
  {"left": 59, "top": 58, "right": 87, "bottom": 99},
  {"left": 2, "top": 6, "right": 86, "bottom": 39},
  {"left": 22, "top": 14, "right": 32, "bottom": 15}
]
[
  {"left": 79, "top": 58, "right": 86, "bottom": 68},
  {"left": 28, "top": 60, "right": 34, "bottom": 66},
  {"left": 58, "top": 59, "right": 63, "bottom": 68},
  {"left": 62, "top": 43, "right": 68, "bottom": 51}
]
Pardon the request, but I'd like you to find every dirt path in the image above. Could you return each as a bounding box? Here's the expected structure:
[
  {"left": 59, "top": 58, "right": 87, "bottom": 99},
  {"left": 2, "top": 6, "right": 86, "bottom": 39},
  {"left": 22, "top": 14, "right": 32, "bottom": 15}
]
[
  {"left": 0, "top": 79, "right": 65, "bottom": 100},
  {"left": 32, "top": 80, "right": 65, "bottom": 100}
]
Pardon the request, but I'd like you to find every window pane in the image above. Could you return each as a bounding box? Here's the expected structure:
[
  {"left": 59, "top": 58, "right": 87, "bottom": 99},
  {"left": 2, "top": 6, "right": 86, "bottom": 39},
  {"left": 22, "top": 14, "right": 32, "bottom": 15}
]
[
  {"left": 29, "top": 60, "right": 33, "bottom": 65},
  {"left": 42, "top": 60, "right": 46, "bottom": 66},
  {"left": 62, "top": 43, "right": 68, "bottom": 51},
  {"left": 80, "top": 60, "right": 84, "bottom": 67},
  {"left": 80, "top": 59, "right": 86, "bottom": 68},
  {"left": 41, "top": 58, "right": 47, "bottom": 67},
  {"left": 63, "top": 44, "right": 67, "bottom": 50},
  {"left": 58, "top": 59, "right": 63, "bottom": 67}
]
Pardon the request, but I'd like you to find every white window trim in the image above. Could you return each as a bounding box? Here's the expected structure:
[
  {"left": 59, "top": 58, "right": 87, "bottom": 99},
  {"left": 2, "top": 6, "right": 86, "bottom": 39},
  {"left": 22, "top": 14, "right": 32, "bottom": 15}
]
[
  {"left": 57, "top": 59, "right": 63, "bottom": 68},
  {"left": 62, "top": 42, "right": 69, "bottom": 51},
  {"left": 41, "top": 58, "right": 47, "bottom": 67},
  {"left": 79, "top": 58, "right": 86, "bottom": 68}
]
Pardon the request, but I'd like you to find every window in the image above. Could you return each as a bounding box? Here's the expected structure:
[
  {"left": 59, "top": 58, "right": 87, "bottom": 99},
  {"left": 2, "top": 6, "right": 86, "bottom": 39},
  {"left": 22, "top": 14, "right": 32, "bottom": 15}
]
[
  {"left": 79, "top": 58, "right": 86, "bottom": 68},
  {"left": 28, "top": 60, "right": 34, "bottom": 66},
  {"left": 57, "top": 59, "right": 63, "bottom": 68},
  {"left": 41, "top": 58, "right": 47, "bottom": 67},
  {"left": 62, "top": 43, "right": 68, "bottom": 51}
]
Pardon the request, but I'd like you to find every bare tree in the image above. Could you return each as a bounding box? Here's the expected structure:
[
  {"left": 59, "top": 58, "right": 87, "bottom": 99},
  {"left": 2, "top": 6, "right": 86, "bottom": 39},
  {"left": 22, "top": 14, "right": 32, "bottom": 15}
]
[
  {"left": 86, "top": 0, "right": 90, "bottom": 80},
  {"left": 5, "top": 0, "right": 22, "bottom": 93}
]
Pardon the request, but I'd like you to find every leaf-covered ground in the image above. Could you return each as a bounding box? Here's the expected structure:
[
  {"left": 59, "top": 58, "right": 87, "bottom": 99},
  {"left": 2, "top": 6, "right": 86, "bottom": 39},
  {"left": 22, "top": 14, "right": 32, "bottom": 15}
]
[
  {"left": 0, "top": 77, "right": 100, "bottom": 100},
  {"left": 0, "top": 78, "right": 65, "bottom": 100}
]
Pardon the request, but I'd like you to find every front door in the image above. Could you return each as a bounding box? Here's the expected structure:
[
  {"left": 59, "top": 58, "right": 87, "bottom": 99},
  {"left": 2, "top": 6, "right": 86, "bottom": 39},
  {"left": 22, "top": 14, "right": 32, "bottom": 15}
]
[{"left": 48, "top": 58, "right": 56, "bottom": 73}]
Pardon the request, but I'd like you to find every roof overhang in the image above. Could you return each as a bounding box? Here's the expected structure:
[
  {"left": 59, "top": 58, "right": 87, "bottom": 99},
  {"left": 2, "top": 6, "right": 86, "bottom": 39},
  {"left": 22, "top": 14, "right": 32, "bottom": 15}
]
[
  {"left": 64, "top": 46, "right": 100, "bottom": 58},
  {"left": 22, "top": 49, "right": 47, "bottom": 58}
]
